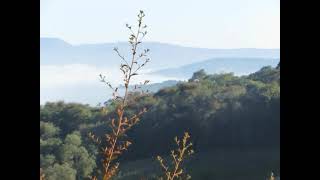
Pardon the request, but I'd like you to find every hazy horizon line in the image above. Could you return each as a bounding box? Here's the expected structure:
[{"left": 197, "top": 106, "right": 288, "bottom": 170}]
[{"left": 40, "top": 36, "right": 280, "bottom": 50}]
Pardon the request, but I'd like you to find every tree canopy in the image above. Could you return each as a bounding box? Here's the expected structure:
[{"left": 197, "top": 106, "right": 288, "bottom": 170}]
[{"left": 40, "top": 65, "right": 280, "bottom": 179}]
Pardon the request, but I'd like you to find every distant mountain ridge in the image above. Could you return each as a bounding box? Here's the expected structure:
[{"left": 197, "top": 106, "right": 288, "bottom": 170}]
[
  {"left": 150, "top": 57, "right": 279, "bottom": 79},
  {"left": 41, "top": 37, "right": 280, "bottom": 70},
  {"left": 40, "top": 37, "right": 280, "bottom": 105}
]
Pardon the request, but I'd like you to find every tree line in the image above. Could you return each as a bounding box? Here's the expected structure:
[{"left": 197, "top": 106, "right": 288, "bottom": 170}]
[{"left": 40, "top": 64, "right": 279, "bottom": 179}]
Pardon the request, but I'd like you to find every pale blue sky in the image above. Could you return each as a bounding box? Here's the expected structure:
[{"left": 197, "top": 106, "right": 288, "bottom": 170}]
[{"left": 40, "top": 0, "right": 279, "bottom": 48}]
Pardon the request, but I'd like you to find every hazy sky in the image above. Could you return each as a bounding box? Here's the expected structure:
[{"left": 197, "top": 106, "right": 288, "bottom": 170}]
[{"left": 41, "top": 0, "right": 279, "bottom": 48}]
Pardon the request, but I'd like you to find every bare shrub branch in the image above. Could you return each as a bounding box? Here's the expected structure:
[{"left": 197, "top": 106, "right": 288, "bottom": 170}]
[
  {"left": 90, "top": 10, "right": 150, "bottom": 180},
  {"left": 157, "top": 132, "right": 194, "bottom": 180}
]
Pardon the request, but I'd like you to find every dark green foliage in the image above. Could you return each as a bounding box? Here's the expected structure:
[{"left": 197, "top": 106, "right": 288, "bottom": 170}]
[
  {"left": 248, "top": 65, "right": 280, "bottom": 83},
  {"left": 111, "top": 148, "right": 279, "bottom": 180},
  {"left": 125, "top": 66, "right": 279, "bottom": 160},
  {"left": 40, "top": 65, "right": 279, "bottom": 179},
  {"left": 40, "top": 104, "right": 100, "bottom": 180},
  {"left": 189, "top": 69, "right": 207, "bottom": 81},
  {"left": 59, "top": 132, "right": 96, "bottom": 179},
  {"left": 45, "top": 163, "right": 77, "bottom": 180}
]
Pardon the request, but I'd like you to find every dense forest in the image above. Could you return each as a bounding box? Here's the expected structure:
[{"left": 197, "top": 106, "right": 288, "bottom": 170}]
[{"left": 40, "top": 64, "right": 280, "bottom": 180}]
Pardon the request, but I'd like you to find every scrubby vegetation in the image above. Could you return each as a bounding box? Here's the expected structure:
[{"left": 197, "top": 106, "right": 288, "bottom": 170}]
[
  {"left": 40, "top": 64, "right": 280, "bottom": 179},
  {"left": 157, "top": 132, "right": 194, "bottom": 180}
]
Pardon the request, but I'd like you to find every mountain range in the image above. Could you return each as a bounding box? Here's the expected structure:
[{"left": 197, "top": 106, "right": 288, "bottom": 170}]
[
  {"left": 150, "top": 57, "right": 279, "bottom": 79},
  {"left": 40, "top": 37, "right": 280, "bottom": 105},
  {"left": 41, "top": 38, "right": 279, "bottom": 70}
]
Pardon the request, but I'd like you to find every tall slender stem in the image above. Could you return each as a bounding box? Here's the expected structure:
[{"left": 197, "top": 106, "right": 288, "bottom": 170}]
[{"left": 102, "top": 13, "right": 144, "bottom": 180}]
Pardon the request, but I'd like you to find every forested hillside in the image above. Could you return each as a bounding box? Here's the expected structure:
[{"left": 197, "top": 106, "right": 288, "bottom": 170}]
[{"left": 40, "top": 65, "right": 280, "bottom": 179}]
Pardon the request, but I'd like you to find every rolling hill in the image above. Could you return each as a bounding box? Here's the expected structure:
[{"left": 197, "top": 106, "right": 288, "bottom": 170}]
[{"left": 41, "top": 38, "right": 279, "bottom": 70}]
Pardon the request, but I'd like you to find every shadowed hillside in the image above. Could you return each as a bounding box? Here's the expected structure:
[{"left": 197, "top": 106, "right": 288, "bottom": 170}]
[{"left": 40, "top": 65, "right": 280, "bottom": 179}]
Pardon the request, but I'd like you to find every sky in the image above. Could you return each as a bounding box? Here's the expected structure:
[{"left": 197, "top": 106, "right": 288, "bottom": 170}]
[{"left": 40, "top": 0, "right": 280, "bottom": 49}]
